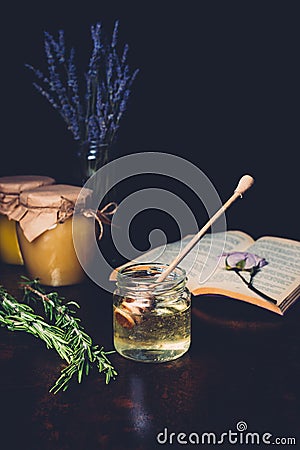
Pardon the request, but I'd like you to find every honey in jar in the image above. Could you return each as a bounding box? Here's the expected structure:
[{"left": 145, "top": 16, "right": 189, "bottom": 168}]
[
  {"left": 0, "top": 175, "right": 55, "bottom": 265},
  {"left": 16, "top": 184, "right": 95, "bottom": 286},
  {"left": 113, "top": 263, "right": 191, "bottom": 362}
]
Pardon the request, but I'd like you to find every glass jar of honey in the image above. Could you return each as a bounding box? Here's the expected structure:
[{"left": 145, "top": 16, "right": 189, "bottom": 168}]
[
  {"left": 113, "top": 263, "right": 191, "bottom": 363},
  {"left": 0, "top": 175, "right": 55, "bottom": 265},
  {"left": 16, "top": 184, "right": 95, "bottom": 286}
]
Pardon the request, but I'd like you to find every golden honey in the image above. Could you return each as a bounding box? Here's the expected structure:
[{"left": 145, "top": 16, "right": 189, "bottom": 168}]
[
  {"left": 0, "top": 215, "right": 24, "bottom": 264},
  {"left": 17, "top": 216, "right": 94, "bottom": 286},
  {"left": 16, "top": 184, "right": 94, "bottom": 286},
  {"left": 113, "top": 263, "right": 191, "bottom": 362},
  {"left": 0, "top": 175, "right": 55, "bottom": 265}
]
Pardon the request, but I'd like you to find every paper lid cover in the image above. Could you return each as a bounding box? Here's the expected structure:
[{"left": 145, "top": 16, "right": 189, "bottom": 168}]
[
  {"left": 16, "top": 184, "right": 93, "bottom": 242},
  {"left": 0, "top": 175, "right": 55, "bottom": 216},
  {"left": 20, "top": 184, "right": 91, "bottom": 208},
  {"left": 0, "top": 175, "right": 55, "bottom": 194}
]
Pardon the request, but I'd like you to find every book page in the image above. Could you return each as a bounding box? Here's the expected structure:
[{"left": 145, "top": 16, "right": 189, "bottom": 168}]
[
  {"left": 185, "top": 230, "right": 254, "bottom": 291},
  {"left": 243, "top": 236, "right": 300, "bottom": 305},
  {"left": 201, "top": 235, "right": 300, "bottom": 305},
  {"left": 115, "top": 230, "right": 254, "bottom": 289}
]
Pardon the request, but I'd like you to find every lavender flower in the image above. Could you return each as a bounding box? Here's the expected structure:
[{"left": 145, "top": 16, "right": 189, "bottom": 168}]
[{"left": 26, "top": 21, "right": 139, "bottom": 155}]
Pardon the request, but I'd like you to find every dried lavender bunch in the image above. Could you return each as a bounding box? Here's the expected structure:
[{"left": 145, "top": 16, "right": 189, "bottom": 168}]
[{"left": 26, "top": 20, "right": 139, "bottom": 152}]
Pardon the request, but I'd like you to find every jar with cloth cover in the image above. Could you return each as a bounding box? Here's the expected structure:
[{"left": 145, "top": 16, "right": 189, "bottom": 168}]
[
  {"left": 15, "top": 184, "right": 98, "bottom": 286},
  {"left": 0, "top": 175, "right": 55, "bottom": 265}
]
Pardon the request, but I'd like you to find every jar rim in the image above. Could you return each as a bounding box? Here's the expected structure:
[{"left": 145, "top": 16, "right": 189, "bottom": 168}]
[{"left": 116, "top": 262, "right": 187, "bottom": 291}]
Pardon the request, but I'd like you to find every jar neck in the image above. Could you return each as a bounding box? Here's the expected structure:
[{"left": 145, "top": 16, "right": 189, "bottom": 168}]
[{"left": 116, "top": 263, "right": 187, "bottom": 298}]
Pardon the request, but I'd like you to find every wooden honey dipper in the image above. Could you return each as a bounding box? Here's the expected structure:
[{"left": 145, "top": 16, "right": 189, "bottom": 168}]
[
  {"left": 155, "top": 174, "right": 254, "bottom": 283},
  {"left": 115, "top": 175, "right": 254, "bottom": 328}
]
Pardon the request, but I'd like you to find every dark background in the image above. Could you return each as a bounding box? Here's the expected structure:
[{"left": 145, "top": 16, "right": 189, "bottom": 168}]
[
  {"left": 1, "top": 1, "right": 299, "bottom": 244},
  {"left": 1, "top": 5, "right": 300, "bottom": 448}
]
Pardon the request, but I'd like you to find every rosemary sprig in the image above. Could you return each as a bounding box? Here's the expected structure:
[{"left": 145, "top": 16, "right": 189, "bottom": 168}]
[
  {"left": 0, "top": 287, "right": 72, "bottom": 363},
  {"left": 0, "top": 279, "right": 117, "bottom": 394},
  {"left": 22, "top": 279, "right": 117, "bottom": 393}
]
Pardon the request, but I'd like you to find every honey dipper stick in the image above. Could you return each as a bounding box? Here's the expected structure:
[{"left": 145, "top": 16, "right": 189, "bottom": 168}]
[
  {"left": 155, "top": 174, "right": 255, "bottom": 283},
  {"left": 114, "top": 175, "right": 254, "bottom": 329}
]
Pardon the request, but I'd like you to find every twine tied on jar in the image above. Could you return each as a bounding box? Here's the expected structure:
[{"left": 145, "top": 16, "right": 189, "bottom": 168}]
[
  {"left": 57, "top": 196, "right": 117, "bottom": 240},
  {"left": 79, "top": 202, "right": 118, "bottom": 241},
  {"left": 13, "top": 184, "right": 117, "bottom": 242}
]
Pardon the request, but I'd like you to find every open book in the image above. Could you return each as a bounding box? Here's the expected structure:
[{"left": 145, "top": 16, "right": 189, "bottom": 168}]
[{"left": 112, "top": 231, "right": 300, "bottom": 315}]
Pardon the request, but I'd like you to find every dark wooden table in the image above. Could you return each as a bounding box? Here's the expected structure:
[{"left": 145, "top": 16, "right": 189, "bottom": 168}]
[{"left": 0, "top": 262, "right": 299, "bottom": 449}]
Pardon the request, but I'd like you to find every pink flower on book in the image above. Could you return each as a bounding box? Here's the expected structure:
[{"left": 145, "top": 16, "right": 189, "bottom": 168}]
[
  {"left": 221, "top": 252, "right": 268, "bottom": 272},
  {"left": 220, "top": 251, "right": 276, "bottom": 304}
]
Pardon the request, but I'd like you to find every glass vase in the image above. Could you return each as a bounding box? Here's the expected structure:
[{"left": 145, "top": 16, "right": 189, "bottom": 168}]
[{"left": 76, "top": 140, "right": 109, "bottom": 186}]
